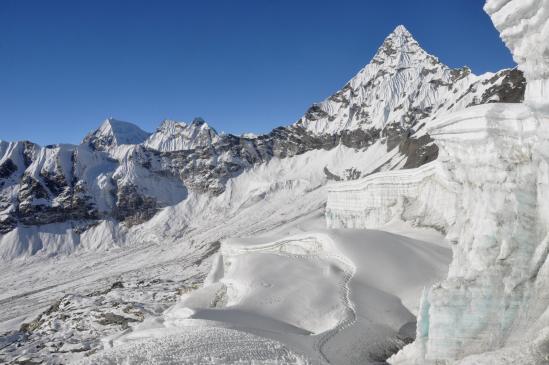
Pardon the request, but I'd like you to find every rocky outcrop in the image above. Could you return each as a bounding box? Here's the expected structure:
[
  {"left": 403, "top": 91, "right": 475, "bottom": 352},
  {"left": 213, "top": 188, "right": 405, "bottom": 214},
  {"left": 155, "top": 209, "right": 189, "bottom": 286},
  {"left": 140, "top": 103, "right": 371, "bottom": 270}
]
[
  {"left": 0, "top": 159, "right": 17, "bottom": 180},
  {"left": 112, "top": 184, "right": 157, "bottom": 227}
]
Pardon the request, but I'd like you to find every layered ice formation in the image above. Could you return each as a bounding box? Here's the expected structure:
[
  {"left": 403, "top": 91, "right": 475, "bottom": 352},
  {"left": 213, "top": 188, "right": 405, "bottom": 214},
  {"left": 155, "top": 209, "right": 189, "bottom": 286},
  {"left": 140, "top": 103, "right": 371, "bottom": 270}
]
[
  {"left": 328, "top": 1, "right": 549, "bottom": 363},
  {"left": 326, "top": 162, "right": 457, "bottom": 231}
]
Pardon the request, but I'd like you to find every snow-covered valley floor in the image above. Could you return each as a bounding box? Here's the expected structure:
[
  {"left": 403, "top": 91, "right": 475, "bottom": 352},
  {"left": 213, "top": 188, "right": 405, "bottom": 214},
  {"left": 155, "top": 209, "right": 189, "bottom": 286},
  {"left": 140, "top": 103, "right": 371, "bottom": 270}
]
[{"left": 2, "top": 212, "right": 452, "bottom": 364}]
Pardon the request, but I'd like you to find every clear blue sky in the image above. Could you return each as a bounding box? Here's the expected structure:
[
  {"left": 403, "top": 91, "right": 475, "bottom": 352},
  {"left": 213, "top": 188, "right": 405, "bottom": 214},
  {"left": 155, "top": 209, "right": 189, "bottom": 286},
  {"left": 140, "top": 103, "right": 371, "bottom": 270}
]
[{"left": 1, "top": 0, "right": 514, "bottom": 145}]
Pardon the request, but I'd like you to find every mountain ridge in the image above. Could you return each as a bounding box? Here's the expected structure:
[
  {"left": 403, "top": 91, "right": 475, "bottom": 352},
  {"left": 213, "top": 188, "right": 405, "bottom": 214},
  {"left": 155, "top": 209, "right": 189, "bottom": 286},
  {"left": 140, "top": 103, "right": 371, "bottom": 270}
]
[{"left": 0, "top": 25, "right": 526, "bottom": 252}]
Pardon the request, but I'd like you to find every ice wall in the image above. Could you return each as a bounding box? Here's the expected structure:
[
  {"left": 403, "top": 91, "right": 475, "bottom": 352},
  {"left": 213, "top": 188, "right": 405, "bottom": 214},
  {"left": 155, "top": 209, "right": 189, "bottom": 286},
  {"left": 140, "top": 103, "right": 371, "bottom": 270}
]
[
  {"left": 326, "top": 163, "right": 457, "bottom": 232},
  {"left": 327, "top": 102, "right": 549, "bottom": 363},
  {"left": 397, "top": 104, "right": 549, "bottom": 363},
  {"left": 484, "top": 0, "right": 549, "bottom": 110}
]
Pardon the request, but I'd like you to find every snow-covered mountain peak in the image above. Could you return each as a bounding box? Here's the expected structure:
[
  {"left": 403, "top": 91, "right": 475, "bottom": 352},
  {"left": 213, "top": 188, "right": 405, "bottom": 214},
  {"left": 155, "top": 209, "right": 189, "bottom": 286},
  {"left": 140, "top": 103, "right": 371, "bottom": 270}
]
[
  {"left": 295, "top": 25, "right": 524, "bottom": 136},
  {"left": 371, "top": 25, "right": 437, "bottom": 68},
  {"left": 190, "top": 117, "right": 207, "bottom": 127},
  {"left": 392, "top": 24, "right": 410, "bottom": 36},
  {"left": 376, "top": 25, "right": 420, "bottom": 53},
  {"left": 144, "top": 117, "right": 219, "bottom": 152},
  {"left": 83, "top": 118, "right": 151, "bottom": 150}
]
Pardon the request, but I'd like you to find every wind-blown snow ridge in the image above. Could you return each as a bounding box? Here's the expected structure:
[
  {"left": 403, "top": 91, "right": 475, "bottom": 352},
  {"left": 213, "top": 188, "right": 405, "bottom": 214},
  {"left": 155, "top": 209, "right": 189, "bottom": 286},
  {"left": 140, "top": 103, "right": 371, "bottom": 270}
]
[{"left": 77, "top": 215, "right": 449, "bottom": 365}]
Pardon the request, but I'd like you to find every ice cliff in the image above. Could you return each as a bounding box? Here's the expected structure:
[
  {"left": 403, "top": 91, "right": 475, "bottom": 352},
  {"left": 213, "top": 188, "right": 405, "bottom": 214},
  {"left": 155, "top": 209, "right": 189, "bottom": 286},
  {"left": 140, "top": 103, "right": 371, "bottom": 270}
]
[{"left": 327, "top": 1, "right": 549, "bottom": 363}]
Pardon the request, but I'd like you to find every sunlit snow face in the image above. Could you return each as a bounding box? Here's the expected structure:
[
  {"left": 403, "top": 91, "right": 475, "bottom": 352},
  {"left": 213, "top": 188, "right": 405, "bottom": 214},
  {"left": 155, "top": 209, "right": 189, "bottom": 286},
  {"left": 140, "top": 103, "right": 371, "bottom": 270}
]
[{"left": 484, "top": 0, "right": 549, "bottom": 81}]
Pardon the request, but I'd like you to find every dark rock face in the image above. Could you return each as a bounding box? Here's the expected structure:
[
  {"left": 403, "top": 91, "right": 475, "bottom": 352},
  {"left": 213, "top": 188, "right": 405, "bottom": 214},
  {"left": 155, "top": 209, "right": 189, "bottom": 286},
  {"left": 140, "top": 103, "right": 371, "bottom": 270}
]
[
  {"left": 461, "top": 68, "right": 526, "bottom": 107},
  {"left": 16, "top": 171, "right": 97, "bottom": 227},
  {"left": 0, "top": 159, "right": 17, "bottom": 179},
  {"left": 22, "top": 141, "right": 36, "bottom": 168},
  {"left": 0, "top": 216, "right": 17, "bottom": 234},
  {"left": 449, "top": 67, "right": 472, "bottom": 82},
  {"left": 324, "top": 167, "right": 342, "bottom": 181},
  {"left": 305, "top": 104, "right": 330, "bottom": 121},
  {"left": 113, "top": 184, "right": 158, "bottom": 226},
  {"left": 399, "top": 134, "right": 439, "bottom": 169},
  {"left": 83, "top": 133, "right": 115, "bottom": 151},
  {"left": 479, "top": 68, "right": 526, "bottom": 104}
]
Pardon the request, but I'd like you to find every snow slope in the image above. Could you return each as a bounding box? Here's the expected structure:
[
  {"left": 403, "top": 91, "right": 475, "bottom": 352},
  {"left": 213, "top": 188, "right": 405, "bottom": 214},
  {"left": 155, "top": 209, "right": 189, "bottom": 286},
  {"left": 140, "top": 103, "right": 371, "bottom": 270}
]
[
  {"left": 83, "top": 118, "right": 151, "bottom": 149},
  {"left": 82, "top": 213, "right": 450, "bottom": 365}
]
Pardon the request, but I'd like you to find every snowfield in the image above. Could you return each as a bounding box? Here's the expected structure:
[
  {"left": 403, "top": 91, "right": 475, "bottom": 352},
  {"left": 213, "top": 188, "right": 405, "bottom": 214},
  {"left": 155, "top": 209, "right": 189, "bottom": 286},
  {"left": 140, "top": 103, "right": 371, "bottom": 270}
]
[{"left": 80, "top": 213, "right": 450, "bottom": 365}]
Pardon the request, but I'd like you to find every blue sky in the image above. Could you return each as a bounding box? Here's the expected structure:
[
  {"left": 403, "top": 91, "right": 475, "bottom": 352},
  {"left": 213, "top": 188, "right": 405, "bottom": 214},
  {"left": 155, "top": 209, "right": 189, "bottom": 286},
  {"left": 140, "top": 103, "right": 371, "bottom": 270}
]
[{"left": 1, "top": 0, "right": 514, "bottom": 145}]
